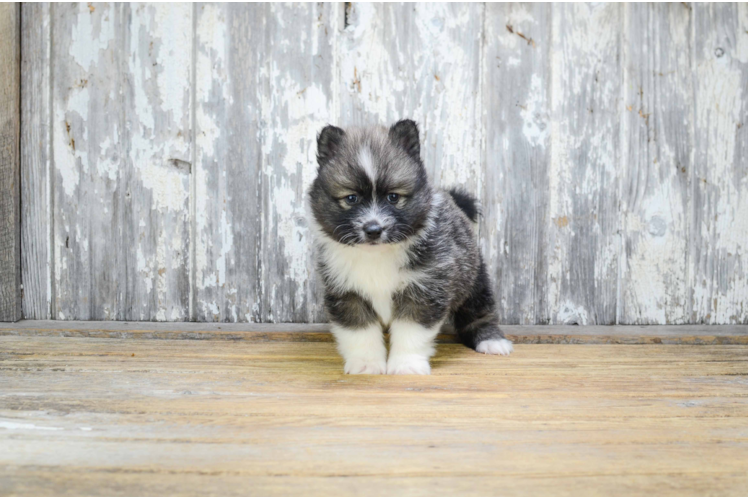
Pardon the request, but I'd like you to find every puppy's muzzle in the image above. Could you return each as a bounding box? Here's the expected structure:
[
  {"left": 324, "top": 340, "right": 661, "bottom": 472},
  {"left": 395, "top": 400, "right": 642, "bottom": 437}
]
[{"left": 363, "top": 221, "right": 383, "bottom": 241}]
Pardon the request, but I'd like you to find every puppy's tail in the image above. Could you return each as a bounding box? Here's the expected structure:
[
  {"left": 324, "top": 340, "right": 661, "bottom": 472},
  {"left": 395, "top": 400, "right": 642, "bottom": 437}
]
[{"left": 447, "top": 187, "right": 480, "bottom": 223}]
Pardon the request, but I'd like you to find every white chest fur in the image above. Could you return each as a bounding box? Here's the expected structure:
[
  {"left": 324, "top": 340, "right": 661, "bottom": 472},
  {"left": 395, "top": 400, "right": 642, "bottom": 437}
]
[{"left": 319, "top": 240, "right": 411, "bottom": 325}]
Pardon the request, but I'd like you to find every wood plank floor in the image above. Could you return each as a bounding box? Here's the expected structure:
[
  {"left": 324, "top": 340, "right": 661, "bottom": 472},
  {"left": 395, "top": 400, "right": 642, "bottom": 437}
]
[{"left": 1, "top": 330, "right": 748, "bottom": 495}]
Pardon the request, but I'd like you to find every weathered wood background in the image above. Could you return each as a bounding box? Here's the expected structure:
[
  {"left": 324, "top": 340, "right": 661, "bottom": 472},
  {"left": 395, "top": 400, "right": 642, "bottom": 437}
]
[
  {"left": 19, "top": 3, "right": 748, "bottom": 324},
  {"left": 0, "top": 3, "right": 21, "bottom": 322}
]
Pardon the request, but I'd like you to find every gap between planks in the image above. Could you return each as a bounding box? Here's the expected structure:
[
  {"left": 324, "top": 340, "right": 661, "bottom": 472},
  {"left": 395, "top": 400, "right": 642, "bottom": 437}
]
[{"left": 0, "top": 320, "right": 746, "bottom": 345}]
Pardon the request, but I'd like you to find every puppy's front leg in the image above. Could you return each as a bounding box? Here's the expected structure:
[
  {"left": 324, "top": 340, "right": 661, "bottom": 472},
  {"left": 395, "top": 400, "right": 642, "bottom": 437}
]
[
  {"left": 386, "top": 320, "right": 442, "bottom": 375},
  {"left": 331, "top": 323, "right": 387, "bottom": 375}
]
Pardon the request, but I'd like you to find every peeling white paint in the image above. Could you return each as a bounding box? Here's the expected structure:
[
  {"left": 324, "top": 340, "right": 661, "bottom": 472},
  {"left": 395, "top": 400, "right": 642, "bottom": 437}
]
[
  {"left": 138, "top": 163, "right": 189, "bottom": 213},
  {"left": 53, "top": 131, "right": 80, "bottom": 199},
  {"left": 119, "top": 3, "right": 193, "bottom": 321},
  {"left": 556, "top": 300, "right": 590, "bottom": 325},
  {"left": 624, "top": 182, "right": 688, "bottom": 324},
  {"left": 692, "top": 5, "right": 748, "bottom": 323},
  {"left": 415, "top": 5, "right": 483, "bottom": 191},
  {"left": 340, "top": 3, "right": 399, "bottom": 120},
  {"left": 194, "top": 3, "right": 228, "bottom": 298},
  {"left": 548, "top": 3, "right": 620, "bottom": 324},
  {"left": 96, "top": 128, "right": 118, "bottom": 181},
  {"left": 154, "top": 4, "right": 191, "bottom": 127},
  {"left": 27, "top": 3, "right": 748, "bottom": 324},
  {"left": 137, "top": 247, "right": 152, "bottom": 295},
  {"left": 340, "top": 4, "right": 483, "bottom": 193},
  {"left": 69, "top": 3, "right": 115, "bottom": 70},
  {"left": 129, "top": 5, "right": 191, "bottom": 214},
  {"left": 734, "top": 4, "right": 748, "bottom": 63},
  {"left": 520, "top": 74, "right": 548, "bottom": 147},
  {"left": 618, "top": 4, "right": 693, "bottom": 325},
  {"left": 269, "top": 102, "right": 325, "bottom": 311},
  {"left": 216, "top": 207, "right": 233, "bottom": 287},
  {"left": 54, "top": 99, "right": 88, "bottom": 198}
]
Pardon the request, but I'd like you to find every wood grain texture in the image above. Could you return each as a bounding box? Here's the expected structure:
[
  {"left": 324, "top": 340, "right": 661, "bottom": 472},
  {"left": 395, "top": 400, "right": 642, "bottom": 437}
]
[
  {"left": 0, "top": 3, "right": 21, "bottom": 322},
  {"left": 258, "top": 3, "right": 338, "bottom": 323},
  {"left": 620, "top": 4, "right": 693, "bottom": 324},
  {"left": 547, "top": 3, "right": 622, "bottom": 325},
  {"left": 340, "top": 3, "right": 484, "bottom": 193},
  {"left": 125, "top": 4, "right": 193, "bottom": 321},
  {"left": 691, "top": 3, "right": 748, "bottom": 324},
  {"left": 18, "top": 3, "right": 748, "bottom": 324},
  {"left": 482, "top": 3, "right": 551, "bottom": 324},
  {"left": 194, "top": 4, "right": 337, "bottom": 322},
  {"left": 20, "top": 3, "right": 52, "bottom": 320},
  {"left": 51, "top": 4, "right": 192, "bottom": 320},
  {"left": 193, "top": 3, "right": 262, "bottom": 321},
  {"left": 51, "top": 2, "right": 125, "bottom": 320},
  {"left": 1, "top": 335, "right": 748, "bottom": 495}
]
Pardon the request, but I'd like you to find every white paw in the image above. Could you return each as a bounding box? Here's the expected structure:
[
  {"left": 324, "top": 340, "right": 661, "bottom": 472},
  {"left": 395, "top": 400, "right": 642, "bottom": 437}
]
[
  {"left": 386, "top": 356, "right": 431, "bottom": 375},
  {"left": 476, "top": 338, "right": 514, "bottom": 356},
  {"left": 344, "top": 358, "right": 387, "bottom": 375}
]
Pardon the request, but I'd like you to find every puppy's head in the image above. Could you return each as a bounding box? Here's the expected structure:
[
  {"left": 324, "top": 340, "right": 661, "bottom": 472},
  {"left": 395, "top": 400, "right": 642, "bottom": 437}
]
[{"left": 308, "top": 119, "right": 432, "bottom": 246}]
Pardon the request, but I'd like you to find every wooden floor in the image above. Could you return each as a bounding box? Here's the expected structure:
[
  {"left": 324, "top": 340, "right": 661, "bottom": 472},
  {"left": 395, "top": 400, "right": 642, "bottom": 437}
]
[{"left": 2, "top": 323, "right": 748, "bottom": 496}]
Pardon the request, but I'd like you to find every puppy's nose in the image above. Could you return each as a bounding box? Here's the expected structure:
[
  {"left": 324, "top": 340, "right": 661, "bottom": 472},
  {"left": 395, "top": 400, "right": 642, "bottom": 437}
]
[{"left": 363, "top": 222, "right": 383, "bottom": 239}]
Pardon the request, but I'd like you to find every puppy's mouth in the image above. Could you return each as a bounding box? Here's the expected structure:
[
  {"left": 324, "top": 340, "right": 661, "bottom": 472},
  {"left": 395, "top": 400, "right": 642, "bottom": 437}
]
[{"left": 360, "top": 233, "right": 392, "bottom": 246}]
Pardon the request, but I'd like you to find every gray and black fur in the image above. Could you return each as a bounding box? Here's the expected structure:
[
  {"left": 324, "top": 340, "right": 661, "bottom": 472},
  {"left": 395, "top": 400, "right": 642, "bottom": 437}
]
[{"left": 308, "top": 119, "right": 507, "bottom": 351}]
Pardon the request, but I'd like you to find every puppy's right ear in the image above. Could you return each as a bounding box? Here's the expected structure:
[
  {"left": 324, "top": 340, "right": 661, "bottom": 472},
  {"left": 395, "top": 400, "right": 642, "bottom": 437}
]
[{"left": 317, "top": 125, "right": 345, "bottom": 167}]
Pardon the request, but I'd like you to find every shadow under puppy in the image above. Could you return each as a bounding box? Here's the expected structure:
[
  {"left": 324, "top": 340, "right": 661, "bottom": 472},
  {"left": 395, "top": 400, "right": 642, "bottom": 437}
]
[{"left": 307, "top": 119, "right": 513, "bottom": 375}]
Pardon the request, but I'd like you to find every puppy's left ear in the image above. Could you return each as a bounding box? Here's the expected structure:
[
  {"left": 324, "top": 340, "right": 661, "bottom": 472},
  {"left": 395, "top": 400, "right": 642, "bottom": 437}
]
[{"left": 389, "top": 119, "right": 420, "bottom": 160}]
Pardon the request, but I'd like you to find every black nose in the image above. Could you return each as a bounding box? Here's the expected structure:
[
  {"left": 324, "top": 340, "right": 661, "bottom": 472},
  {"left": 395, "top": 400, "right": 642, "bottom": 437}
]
[{"left": 363, "top": 222, "right": 383, "bottom": 239}]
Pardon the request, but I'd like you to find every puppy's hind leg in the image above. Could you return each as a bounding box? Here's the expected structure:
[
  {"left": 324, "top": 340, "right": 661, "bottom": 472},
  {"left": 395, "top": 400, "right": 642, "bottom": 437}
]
[
  {"left": 454, "top": 262, "right": 513, "bottom": 356},
  {"left": 457, "top": 316, "right": 513, "bottom": 355}
]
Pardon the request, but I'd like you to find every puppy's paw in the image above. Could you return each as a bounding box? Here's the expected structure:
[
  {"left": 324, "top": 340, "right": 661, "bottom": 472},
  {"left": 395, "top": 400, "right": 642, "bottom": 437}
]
[
  {"left": 476, "top": 338, "right": 514, "bottom": 356},
  {"left": 386, "top": 356, "right": 431, "bottom": 375},
  {"left": 344, "top": 357, "right": 387, "bottom": 375}
]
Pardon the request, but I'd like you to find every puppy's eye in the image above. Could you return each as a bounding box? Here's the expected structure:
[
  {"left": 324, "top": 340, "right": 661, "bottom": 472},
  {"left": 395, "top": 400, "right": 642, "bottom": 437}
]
[
  {"left": 387, "top": 193, "right": 400, "bottom": 204},
  {"left": 345, "top": 194, "right": 359, "bottom": 205}
]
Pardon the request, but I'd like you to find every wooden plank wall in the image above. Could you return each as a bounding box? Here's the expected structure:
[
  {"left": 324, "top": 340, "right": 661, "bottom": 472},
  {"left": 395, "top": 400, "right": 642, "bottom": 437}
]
[
  {"left": 1, "top": 3, "right": 22, "bottom": 322},
  {"left": 19, "top": 2, "right": 748, "bottom": 325}
]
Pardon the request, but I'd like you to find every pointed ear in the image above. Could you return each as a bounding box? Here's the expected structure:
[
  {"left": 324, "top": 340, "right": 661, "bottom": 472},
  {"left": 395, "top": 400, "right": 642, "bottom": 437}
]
[
  {"left": 317, "top": 125, "right": 345, "bottom": 166},
  {"left": 389, "top": 119, "right": 420, "bottom": 160}
]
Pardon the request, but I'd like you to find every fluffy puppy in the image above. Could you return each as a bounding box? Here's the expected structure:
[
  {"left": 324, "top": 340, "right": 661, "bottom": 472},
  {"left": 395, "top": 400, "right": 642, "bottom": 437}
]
[{"left": 307, "top": 119, "right": 512, "bottom": 375}]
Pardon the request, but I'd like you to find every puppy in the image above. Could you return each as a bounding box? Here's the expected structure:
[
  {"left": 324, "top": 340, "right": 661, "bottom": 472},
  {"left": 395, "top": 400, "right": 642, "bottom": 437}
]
[{"left": 307, "top": 119, "right": 513, "bottom": 375}]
